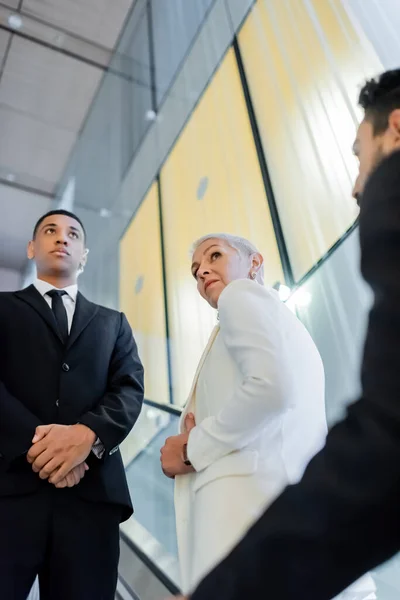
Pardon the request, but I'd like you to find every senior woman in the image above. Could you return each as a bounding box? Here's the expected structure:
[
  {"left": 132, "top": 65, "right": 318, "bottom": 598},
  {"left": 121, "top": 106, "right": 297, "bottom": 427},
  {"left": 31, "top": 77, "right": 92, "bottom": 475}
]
[{"left": 161, "top": 233, "right": 375, "bottom": 600}]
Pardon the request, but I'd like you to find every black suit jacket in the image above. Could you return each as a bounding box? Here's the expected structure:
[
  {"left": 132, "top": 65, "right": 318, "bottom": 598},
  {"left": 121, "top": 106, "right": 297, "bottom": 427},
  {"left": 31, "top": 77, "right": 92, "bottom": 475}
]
[
  {"left": 192, "top": 151, "right": 400, "bottom": 600},
  {"left": 0, "top": 285, "right": 144, "bottom": 521}
]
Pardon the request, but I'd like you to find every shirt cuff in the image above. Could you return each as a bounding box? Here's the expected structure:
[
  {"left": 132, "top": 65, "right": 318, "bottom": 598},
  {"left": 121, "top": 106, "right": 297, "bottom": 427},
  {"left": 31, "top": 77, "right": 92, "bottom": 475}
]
[{"left": 91, "top": 437, "right": 105, "bottom": 459}]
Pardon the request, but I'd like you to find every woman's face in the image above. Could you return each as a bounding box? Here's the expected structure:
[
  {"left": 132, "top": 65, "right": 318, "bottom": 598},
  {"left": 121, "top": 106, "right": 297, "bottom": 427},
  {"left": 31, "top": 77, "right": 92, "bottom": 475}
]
[{"left": 191, "top": 238, "right": 254, "bottom": 308}]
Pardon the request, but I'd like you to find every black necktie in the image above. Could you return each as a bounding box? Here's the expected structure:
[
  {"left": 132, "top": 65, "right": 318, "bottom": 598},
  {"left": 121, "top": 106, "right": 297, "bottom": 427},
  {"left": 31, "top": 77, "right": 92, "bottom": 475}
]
[{"left": 47, "top": 289, "right": 68, "bottom": 343}]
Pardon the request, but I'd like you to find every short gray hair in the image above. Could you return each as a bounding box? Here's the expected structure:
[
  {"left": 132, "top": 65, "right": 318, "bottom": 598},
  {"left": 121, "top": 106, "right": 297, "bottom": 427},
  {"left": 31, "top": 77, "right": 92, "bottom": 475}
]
[{"left": 192, "top": 233, "right": 264, "bottom": 284}]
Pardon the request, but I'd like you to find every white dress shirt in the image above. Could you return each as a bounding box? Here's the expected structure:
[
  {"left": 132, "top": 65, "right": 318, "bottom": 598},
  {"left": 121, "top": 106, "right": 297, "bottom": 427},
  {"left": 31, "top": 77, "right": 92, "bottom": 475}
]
[
  {"left": 33, "top": 278, "right": 104, "bottom": 458},
  {"left": 34, "top": 278, "right": 77, "bottom": 333}
]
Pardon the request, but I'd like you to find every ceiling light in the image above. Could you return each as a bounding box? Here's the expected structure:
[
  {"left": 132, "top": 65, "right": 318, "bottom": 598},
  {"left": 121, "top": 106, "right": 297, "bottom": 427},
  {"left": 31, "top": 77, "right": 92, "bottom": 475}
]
[
  {"left": 146, "top": 409, "right": 159, "bottom": 421},
  {"left": 8, "top": 14, "right": 22, "bottom": 30},
  {"left": 99, "top": 208, "right": 111, "bottom": 218},
  {"left": 277, "top": 284, "right": 291, "bottom": 302},
  {"left": 5, "top": 173, "right": 16, "bottom": 182},
  {"left": 197, "top": 176, "right": 209, "bottom": 200},
  {"left": 291, "top": 289, "right": 312, "bottom": 308},
  {"left": 53, "top": 34, "right": 64, "bottom": 47},
  {"left": 145, "top": 110, "right": 157, "bottom": 121}
]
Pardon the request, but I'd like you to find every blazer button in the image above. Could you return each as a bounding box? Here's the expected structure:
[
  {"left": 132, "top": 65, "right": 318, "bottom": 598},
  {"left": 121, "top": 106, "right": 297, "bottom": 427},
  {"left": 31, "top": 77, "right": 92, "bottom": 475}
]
[
  {"left": 62, "top": 363, "right": 70, "bottom": 372},
  {"left": 55, "top": 399, "right": 59, "bottom": 407}
]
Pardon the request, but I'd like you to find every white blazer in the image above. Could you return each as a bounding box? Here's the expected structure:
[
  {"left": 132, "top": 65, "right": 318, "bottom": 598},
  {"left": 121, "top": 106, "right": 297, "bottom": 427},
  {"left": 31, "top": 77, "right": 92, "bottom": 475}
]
[
  {"left": 174, "top": 279, "right": 327, "bottom": 593},
  {"left": 174, "top": 278, "right": 376, "bottom": 598}
]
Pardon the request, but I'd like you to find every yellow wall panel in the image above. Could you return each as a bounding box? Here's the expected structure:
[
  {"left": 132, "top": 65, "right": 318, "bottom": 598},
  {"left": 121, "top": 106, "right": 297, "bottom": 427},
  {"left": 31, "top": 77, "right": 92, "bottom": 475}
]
[
  {"left": 238, "top": 0, "right": 382, "bottom": 280},
  {"left": 120, "top": 182, "right": 169, "bottom": 404},
  {"left": 160, "top": 47, "right": 283, "bottom": 406}
]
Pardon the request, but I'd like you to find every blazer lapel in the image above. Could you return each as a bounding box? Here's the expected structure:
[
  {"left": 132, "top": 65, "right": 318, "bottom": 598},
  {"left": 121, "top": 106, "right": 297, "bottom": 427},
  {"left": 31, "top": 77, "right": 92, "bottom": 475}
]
[
  {"left": 15, "top": 285, "right": 63, "bottom": 343},
  {"left": 67, "top": 292, "right": 98, "bottom": 349},
  {"left": 180, "top": 324, "right": 220, "bottom": 431}
]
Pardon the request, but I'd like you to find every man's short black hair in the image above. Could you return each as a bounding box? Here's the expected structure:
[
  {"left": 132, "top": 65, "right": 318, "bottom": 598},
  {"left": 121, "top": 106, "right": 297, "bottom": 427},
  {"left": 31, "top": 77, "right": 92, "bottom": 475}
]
[
  {"left": 33, "top": 209, "right": 86, "bottom": 241},
  {"left": 359, "top": 68, "right": 400, "bottom": 135}
]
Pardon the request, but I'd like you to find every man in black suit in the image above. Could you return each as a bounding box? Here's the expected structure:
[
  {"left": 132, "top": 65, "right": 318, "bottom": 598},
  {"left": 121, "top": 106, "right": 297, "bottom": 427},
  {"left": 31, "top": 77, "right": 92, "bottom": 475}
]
[
  {"left": 176, "top": 69, "right": 400, "bottom": 600},
  {"left": 0, "top": 209, "right": 144, "bottom": 600}
]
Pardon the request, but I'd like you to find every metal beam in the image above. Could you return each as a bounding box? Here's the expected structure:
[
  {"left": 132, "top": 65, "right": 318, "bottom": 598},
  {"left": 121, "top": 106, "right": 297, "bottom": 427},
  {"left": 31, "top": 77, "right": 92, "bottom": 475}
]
[
  {"left": 0, "top": 177, "right": 55, "bottom": 199},
  {"left": 0, "top": 3, "right": 112, "bottom": 69}
]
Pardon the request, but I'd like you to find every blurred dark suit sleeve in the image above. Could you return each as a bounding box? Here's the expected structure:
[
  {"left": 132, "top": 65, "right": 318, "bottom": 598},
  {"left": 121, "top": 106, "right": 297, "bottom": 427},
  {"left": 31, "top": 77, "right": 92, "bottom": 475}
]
[
  {"left": 0, "top": 380, "right": 42, "bottom": 462},
  {"left": 191, "top": 151, "right": 400, "bottom": 600}
]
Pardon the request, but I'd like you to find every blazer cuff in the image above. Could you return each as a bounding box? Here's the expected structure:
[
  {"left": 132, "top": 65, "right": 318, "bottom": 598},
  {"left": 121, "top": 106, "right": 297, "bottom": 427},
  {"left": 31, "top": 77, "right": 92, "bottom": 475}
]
[
  {"left": 91, "top": 437, "right": 105, "bottom": 459},
  {"left": 187, "top": 424, "right": 228, "bottom": 472},
  {"left": 78, "top": 413, "right": 119, "bottom": 458}
]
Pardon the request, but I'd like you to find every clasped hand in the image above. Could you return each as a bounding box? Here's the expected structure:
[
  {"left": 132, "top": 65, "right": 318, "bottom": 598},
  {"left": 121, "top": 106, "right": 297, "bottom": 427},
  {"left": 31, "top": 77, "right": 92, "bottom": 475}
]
[{"left": 27, "top": 423, "right": 96, "bottom": 488}]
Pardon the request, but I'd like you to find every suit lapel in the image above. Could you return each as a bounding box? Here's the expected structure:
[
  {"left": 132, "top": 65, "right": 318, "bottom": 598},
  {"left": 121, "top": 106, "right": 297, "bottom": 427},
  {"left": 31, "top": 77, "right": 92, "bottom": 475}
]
[
  {"left": 180, "top": 325, "right": 220, "bottom": 431},
  {"left": 15, "top": 285, "right": 63, "bottom": 343},
  {"left": 67, "top": 292, "right": 98, "bottom": 349}
]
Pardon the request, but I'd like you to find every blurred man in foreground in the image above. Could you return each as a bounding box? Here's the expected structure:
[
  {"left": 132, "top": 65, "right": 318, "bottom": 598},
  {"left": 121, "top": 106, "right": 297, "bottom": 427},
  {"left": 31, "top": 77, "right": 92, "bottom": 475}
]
[{"left": 176, "top": 68, "right": 400, "bottom": 599}]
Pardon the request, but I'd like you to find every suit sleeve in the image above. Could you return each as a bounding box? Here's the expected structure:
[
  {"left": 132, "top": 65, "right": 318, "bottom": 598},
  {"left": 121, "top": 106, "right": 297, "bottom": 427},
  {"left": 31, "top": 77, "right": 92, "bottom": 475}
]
[
  {"left": 187, "top": 279, "right": 294, "bottom": 472},
  {"left": 191, "top": 152, "right": 400, "bottom": 600},
  {"left": 0, "top": 380, "right": 42, "bottom": 462},
  {"left": 79, "top": 313, "right": 144, "bottom": 458}
]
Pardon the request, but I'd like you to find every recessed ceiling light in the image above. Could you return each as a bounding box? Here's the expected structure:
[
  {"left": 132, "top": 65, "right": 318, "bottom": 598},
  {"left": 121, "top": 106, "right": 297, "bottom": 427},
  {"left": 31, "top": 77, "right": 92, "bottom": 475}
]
[
  {"left": 197, "top": 176, "right": 209, "bottom": 200},
  {"left": 5, "top": 173, "right": 16, "bottom": 182},
  {"left": 145, "top": 110, "right": 157, "bottom": 121},
  {"left": 289, "top": 288, "right": 312, "bottom": 308},
  {"left": 54, "top": 34, "right": 64, "bottom": 46},
  {"left": 8, "top": 14, "right": 22, "bottom": 30},
  {"left": 146, "top": 409, "right": 159, "bottom": 421},
  {"left": 277, "top": 284, "right": 291, "bottom": 302},
  {"left": 135, "top": 275, "right": 144, "bottom": 295},
  {"left": 99, "top": 208, "right": 111, "bottom": 218}
]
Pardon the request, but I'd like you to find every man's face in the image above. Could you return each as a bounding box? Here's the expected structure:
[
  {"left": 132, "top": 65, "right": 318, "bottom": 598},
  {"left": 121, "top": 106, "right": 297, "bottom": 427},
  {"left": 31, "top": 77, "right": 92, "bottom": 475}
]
[
  {"left": 352, "top": 110, "right": 400, "bottom": 203},
  {"left": 27, "top": 214, "right": 87, "bottom": 280}
]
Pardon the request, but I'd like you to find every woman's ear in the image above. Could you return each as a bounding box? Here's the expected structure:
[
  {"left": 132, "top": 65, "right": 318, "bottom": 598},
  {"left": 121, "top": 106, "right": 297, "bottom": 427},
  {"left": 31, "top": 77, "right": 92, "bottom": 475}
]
[{"left": 251, "top": 252, "right": 264, "bottom": 271}]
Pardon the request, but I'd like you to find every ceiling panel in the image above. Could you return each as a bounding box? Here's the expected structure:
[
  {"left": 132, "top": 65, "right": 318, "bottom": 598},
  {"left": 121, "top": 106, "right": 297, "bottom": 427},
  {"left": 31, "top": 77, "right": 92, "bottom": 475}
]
[
  {"left": 0, "top": 184, "right": 50, "bottom": 270},
  {"left": 0, "top": 29, "right": 11, "bottom": 65},
  {"left": 1, "top": 1, "right": 19, "bottom": 9},
  {"left": 0, "top": 105, "right": 76, "bottom": 188},
  {"left": 21, "top": 0, "right": 134, "bottom": 49},
  {"left": 0, "top": 36, "right": 102, "bottom": 131}
]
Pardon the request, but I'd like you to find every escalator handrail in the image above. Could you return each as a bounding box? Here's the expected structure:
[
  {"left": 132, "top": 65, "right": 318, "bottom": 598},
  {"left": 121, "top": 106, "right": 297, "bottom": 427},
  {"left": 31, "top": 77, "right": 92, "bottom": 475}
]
[
  {"left": 143, "top": 398, "right": 182, "bottom": 417},
  {"left": 120, "top": 529, "right": 181, "bottom": 595}
]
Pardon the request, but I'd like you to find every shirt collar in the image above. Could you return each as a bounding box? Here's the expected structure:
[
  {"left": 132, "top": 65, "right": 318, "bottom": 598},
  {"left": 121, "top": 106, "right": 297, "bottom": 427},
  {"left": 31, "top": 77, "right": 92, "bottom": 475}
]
[{"left": 33, "top": 278, "right": 78, "bottom": 303}]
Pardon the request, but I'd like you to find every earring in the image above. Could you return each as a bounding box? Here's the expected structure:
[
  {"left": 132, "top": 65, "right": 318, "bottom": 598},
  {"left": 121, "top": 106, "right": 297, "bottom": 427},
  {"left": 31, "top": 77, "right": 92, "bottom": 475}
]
[{"left": 250, "top": 271, "right": 256, "bottom": 280}]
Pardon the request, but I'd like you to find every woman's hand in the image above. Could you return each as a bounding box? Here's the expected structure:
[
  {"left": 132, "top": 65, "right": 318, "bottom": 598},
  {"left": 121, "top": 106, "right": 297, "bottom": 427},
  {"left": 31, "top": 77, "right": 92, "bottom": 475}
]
[
  {"left": 160, "top": 413, "right": 197, "bottom": 478},
  {"left": 185, "top": 412, "right": 196, "bottom": 432}
]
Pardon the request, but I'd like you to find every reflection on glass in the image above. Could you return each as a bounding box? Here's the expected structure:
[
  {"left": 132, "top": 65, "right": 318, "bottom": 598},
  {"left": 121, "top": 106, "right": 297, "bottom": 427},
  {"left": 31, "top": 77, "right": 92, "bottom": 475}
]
[
  {"left": 290, "top": 229, "right": 371, "bottom": 426},
  {"left": 238, "top": 0, "right": 381, "bottom": 280},
  {"left": 120, "top": 183, "right": 170, "bottom": 405},
  {"left": 117, "top": 0, "right": 152, "bottom": 176},
  {"left": 120, "top": 403, "right": 181, "bottom": 587},
  {"left": 160, "top": 47, "right": 283, "bottom": 406},
  {"left": 151, "top": 0, "right": 214, "bottom": 107}
]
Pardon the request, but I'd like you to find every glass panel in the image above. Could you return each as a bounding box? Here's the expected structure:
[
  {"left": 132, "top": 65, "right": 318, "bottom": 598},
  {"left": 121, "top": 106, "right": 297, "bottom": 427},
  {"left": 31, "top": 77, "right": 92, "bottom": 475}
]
[
  {"left": 160, "top": 47, "right": 283, "bottom": 406},
  {"left": 116, "top": 1, "right": 153, "bottom": 176},
  {"left": 119, "top": 182, "right": 170, "bottom": 405},
  {"left": 120, "top": 403, "right": 180, "bottom": 587},
  {"left": 151, "top": 0, "right": 214, "bottom": 107},
  {"left": 344, "top": 0, "right": 400, "bottom": 70},
  {"left": 287, "top": 227, "right": 400, "bottom": 597},
  {"left": 238, "top": 0, "right": 382, "bottom": 281},
  {"left": 72, "top": 70, "right": 123, "bottom": 213},
  {"left": 287, "top": 229, "right": 372, "bottom": 426}
]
